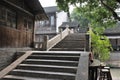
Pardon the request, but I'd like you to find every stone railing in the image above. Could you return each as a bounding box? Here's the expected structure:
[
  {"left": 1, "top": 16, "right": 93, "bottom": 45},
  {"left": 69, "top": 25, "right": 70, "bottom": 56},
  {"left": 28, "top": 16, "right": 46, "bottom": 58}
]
[
  {"left": 42, "top": 27, "right": 74, "bottom": 51},
  {"left": 34, "top": 42, "right": 43, "bottom": 50}
]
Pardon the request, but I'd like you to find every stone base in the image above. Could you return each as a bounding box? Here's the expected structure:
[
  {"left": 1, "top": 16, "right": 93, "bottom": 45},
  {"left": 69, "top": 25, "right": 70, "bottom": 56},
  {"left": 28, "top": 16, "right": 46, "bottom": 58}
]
[{"left": 0, "top": 48, "right": 33, "bottom": 71}]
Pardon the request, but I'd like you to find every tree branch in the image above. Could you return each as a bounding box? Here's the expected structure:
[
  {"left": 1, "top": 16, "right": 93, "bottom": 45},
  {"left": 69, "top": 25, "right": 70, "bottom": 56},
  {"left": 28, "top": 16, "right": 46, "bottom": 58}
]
[
  {"left": 100, "top": 0, "right": 120, "bottom": 21},
  {"left": 116, "top": 0, "right": 120, "bottom": 3}
]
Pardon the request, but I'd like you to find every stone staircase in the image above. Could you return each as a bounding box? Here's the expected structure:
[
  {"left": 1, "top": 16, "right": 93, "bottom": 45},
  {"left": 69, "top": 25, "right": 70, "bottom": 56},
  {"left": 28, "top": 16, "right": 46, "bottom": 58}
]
[
  {"left": 0, "top": 33, "right": 89, "bottom": 80},
  {"left": 1, "top": 51, "right": 81, "bottom": 80},
  {"left": 50, "top": 33, "right": 86, "bottom": 51}
]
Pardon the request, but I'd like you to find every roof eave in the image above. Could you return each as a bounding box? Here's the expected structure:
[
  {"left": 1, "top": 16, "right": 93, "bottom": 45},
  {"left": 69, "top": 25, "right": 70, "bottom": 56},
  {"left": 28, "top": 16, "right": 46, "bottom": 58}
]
[{"left": 25, "top": 0, "right": 48, "bottom": 20}]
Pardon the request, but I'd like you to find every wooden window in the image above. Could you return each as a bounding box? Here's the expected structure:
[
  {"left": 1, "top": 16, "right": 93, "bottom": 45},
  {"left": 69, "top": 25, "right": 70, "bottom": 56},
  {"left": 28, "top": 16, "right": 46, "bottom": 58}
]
[
  {"left": 44, "top": 20, "right": 49, "bottom": 27},
  {"left": 0, "top": 5, "right": 16, "bottom": 28},
  {"left": 6, "top": 10, "right": 16, "bottom": 28},
  {"left": 39, "top": 20, "right": 50, "bottom": 27},
  {"left": 0, "top": 5, "right": 6, "bottom": 26},
  {"left": 24, "top": 18, "right": 33, "bottom": 30},
  {"left": 50, "top": 15, "right": 55, "bottom": 27},
  {"left": 40, "top": 21, "right": 44, "bottom": 27},
  {"left": 17, "top": 0, "right": 24, "bottom": 8},
  {"left": 0, "top": 6, "right": 6, "bottom": 20},
  {"left": 28, "top": 20, "right": 33, "bottom": 29},
  {"left": 24, "top": 19, "right": 27, "bottom": 29}
]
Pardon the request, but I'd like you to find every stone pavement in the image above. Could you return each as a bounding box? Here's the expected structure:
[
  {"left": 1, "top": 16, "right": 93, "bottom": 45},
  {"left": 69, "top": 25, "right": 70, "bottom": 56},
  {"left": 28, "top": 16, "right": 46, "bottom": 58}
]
[
  {"left": 106, "top": 51, "right": 120, "bottom": 67},
  {"left": 106, "top": 51, "right": 120, "bottom": 80},
  {"left": 110, "top": 51, "right": 120, "bottom": 61},
  {"left": 110, "top": 68, "right": 120, "bottom": 80}
]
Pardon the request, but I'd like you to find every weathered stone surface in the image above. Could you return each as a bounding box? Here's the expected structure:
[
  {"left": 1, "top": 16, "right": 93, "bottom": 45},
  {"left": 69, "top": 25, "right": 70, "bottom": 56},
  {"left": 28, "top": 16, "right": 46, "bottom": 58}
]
[
  {"left": 50, "top": 33, "right": 86, "bottom": 51},
  {"left": 0, "top": 48, "right": 33, "bottom": 71},
  {"left": 1, "top": 51, "right": 89, "bottom": 80}
]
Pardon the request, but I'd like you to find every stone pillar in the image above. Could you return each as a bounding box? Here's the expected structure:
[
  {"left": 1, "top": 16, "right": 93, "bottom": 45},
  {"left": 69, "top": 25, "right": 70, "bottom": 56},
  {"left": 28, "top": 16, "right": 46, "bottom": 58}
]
[
  {"left": 42, "top": 35, "right": 49, "bottom": 51},
  {"left": 59, "top": 28, "right": 63, "bottom": 33},
  {"left": 86, "top": 33, "right": 90, "bottom": 51}
]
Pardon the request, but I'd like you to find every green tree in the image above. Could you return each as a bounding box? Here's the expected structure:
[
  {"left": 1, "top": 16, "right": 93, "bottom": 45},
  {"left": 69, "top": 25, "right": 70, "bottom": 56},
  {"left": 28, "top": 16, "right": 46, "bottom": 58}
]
[
  {"left": 71, "top": 8, "right": 89, "bottom": 27},
  {"left": 56, "top": 0, "right": 119, "bottom": 30},
  {"left": 56, "top": 0, "right": 71, "bottom": 22},
  {"left": 56, "top": 0, "right": 119, "bottom": 61},
  {"left": 89, "top": 28, "right": 112, "bottom": 61}
]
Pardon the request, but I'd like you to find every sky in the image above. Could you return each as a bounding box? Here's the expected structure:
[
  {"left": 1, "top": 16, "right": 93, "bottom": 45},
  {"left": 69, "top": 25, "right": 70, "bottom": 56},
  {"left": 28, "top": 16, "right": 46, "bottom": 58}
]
[
  {"left": 39, "top": 0, "right": 74, "bottom": 13},
  {"left": 39, "top": 0, "right": 57, "bottom": 7}
]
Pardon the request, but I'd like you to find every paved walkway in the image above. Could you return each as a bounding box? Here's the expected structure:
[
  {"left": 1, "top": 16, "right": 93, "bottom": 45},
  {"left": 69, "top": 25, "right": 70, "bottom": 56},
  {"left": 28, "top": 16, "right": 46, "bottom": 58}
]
[
  {"left": 110, "top": 51, "right": 120, "bottom": 61},
  {"left": 107, "top": 51, "right": 120, "bottom": 80},
  {"left": 106, "top": 51, "right": 120, "bottom": 67},
  {"left": 111, "top": 68, "right": 120, "bottom": 80}
]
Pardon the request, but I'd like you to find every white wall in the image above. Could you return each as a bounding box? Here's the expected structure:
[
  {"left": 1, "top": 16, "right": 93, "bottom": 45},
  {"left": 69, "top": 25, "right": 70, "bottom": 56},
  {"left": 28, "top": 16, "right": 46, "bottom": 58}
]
[
  {"left": 56, "top": 11, "right": 68, "bottom": 33},
  {"left": 116, "top": 9, "right": 120, "bottom": 17}
]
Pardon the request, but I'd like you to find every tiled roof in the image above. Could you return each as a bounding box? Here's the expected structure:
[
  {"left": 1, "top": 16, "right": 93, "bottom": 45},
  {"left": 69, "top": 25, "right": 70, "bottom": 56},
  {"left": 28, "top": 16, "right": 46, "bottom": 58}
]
[
  {"left": 2, "top": 0, "right": 48, "bottom": 20},
  {"left": 59, "top": 22, "right": 79, "bottom": 28},
  {"left": 25, "top": 0, "right": 48, "bottom": 20},
  {"left": 104, "top": 22, "right": 120, "bottom": 34},
  {"left": 44, "top": 6, "right": 59, "bottom": 13}
]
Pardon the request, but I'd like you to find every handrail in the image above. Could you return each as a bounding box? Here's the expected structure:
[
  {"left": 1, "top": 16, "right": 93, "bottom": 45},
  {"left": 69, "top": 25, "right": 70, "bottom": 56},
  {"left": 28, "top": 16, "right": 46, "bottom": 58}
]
[{"left": 44, "top": 28, "right": 74, "bottom": 51}]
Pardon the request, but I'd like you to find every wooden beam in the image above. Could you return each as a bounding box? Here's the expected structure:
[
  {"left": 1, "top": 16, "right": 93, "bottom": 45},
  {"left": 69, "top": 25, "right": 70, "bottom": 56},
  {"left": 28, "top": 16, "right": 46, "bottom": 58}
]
[
  {"left": 0, "top": 51, "right": 33, "bottom": 78},
  {"left": 3, "top": 0, "right": 33, "bottom": 16}
]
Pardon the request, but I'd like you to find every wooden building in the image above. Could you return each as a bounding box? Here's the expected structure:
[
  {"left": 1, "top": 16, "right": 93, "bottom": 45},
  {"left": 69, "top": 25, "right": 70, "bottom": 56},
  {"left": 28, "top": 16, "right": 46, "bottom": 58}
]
[
  {"left": 0, "top": 0, "right": 47, "bottom": 48},
  {"left": 104, "top": 22, "right": 120, "bottom": 51},
  {"left": 35, "top": 6, "right": 68, "bottom": 42},
  {"left": 59, "top": 22, "right": 79, "bottom": 32},
  {"left": 0, "top": 0, "right": 47, "bottom": 71}
]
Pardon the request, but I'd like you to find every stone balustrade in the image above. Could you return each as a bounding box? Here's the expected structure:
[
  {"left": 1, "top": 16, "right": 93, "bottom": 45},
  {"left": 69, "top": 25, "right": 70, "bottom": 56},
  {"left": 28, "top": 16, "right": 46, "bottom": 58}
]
[{"left": 43, "top": 27, "right": 74, "bottom": 51}]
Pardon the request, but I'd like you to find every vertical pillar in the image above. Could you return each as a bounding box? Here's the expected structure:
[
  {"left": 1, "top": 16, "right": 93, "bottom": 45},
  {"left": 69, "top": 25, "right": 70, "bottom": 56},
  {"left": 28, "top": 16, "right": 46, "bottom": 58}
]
[
  {"left": 32, "top": 15, "right": 36, "bottom": 47},
  {"left": 86, "top": 33, "right": 90, "bottom": 51},
  {"left": 60, "top": 30, "right": 62, "bottom": 39},
  {"left": 42, "top": 35, "right": 49, "bottom": 51},
  {"left": 59, "top": 28, "right": 63, "bottom": 33}
]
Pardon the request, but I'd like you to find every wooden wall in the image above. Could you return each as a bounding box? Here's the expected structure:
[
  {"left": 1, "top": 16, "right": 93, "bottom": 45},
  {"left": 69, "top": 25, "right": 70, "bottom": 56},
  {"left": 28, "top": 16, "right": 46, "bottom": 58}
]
[
  {"left": 0, "top": 26, "right": 33, "bottom": 48},
  {"left": 0, "top": 1, "right": 34, "bottom": 48}
]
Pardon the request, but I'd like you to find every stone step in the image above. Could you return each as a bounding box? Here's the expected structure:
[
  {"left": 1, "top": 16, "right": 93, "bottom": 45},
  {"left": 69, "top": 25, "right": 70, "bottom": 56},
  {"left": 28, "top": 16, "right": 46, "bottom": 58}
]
[
  {"left": 32, "top": 52, "right": 80, "bottom": 56},
  {"left": 50, "top": 48, "right": 85, "bottom": 51},
  {"left": 61, "top": 39, "right": 85, "bottom": 42},
  {"left": 25, "top": 59, "right": 79, "bottom": 63},
  {"left": 55, "top": 40, "right": 85, "bottom": 43},
  {"left": 50, "top": 33, "right": 86, "bottom": 51},
  {"left": 17, "top": 63, "right": 77, "bottom": 73},
  {"left": 0, "top": 51, "right": 86, "bottom": 80},
  {"left": 22, "top": 59, "right": 78, "bottom": 67},
  {"left": 19, "top": 64, "right": 77, "bottom": 69},
  {"left": 53, "top": 39, "right": 86, "bottom": 48},
  {"left": 63, "top": 38, "right": 85, "bottom": 40},
  {"left": 28, "top": 55, "right": 80, "bottom": 61},
  {"left": 3, "top": 75, "right": 62, "bottom": 80},
  {"left": 8, "top": 69, "right": 76, "bottom": 80},
  {"left": 53, "top": 43, "right": 85, "bottom": 48},
  {"left": 61, "top": 37, "right": 85, "bottom": 40},
  {"left": 63, "top": 34, "right": 86, "bottom": 41}
]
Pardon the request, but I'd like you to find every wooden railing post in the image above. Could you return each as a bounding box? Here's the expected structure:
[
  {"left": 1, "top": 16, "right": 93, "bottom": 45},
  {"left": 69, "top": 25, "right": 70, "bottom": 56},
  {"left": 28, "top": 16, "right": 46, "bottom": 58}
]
[
  {"left": 86, "top": 33, "right": 90, "bottom": 51},
  {"left": 42, "top": 35, "right": 49, "bottom": 50}
]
